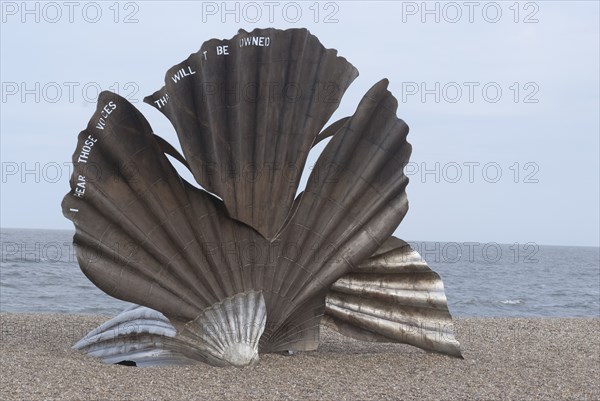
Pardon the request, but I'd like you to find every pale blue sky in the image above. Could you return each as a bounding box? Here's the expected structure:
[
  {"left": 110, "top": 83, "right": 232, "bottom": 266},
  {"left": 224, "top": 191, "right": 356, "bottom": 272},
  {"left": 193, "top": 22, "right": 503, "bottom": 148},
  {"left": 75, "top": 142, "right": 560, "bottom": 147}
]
[{"left": 1, "top": 1, "right": 599, "bottom": 247}]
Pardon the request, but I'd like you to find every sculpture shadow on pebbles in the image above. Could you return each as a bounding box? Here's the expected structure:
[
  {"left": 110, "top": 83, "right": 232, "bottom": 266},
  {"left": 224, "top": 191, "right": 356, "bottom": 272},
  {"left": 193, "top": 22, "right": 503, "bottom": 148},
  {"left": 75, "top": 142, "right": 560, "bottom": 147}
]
[{"left": 62, "top": 27, "right": 462, "bottom": 367}]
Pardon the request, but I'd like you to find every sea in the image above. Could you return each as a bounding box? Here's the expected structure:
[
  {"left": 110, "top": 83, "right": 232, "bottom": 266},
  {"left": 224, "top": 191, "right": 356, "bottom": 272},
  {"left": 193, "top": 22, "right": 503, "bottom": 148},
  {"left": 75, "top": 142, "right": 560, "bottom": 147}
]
[{"left": 1, "top": 228, "right": 599, "bottom": 317}]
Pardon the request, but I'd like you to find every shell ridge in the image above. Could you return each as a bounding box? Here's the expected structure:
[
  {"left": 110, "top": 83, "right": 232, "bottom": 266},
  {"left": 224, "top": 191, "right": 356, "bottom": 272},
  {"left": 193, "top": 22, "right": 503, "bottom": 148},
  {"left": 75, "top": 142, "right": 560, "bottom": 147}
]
[
  {"left": 73, "top": 305, "right": 200, "bottom": 366},
  {"left": 87, "top": 111, "right": 229, "bottom": 309},
  {"left": 73, "top": 95, "right": 209, "bottom": 291},
  {"left": 268, "top": 32, "right": 322, "bottom": 239},
  {"left": 73, "top": 217, "right": 206, "bottom": 317},
  {"left": 66, "top": 93, "right": 276, "bottom": 319},
  {"left": 324, "top": 237, "right": 462, "bottom": 357},
  {"left": 180, "top": 291, "right": 266, "bottom": 366},
  {"left": 264, "top": 81, "right": 410, "bottom": 322},
  {"left": 145, "top": 28, "right": 359, "bottom": 240}
]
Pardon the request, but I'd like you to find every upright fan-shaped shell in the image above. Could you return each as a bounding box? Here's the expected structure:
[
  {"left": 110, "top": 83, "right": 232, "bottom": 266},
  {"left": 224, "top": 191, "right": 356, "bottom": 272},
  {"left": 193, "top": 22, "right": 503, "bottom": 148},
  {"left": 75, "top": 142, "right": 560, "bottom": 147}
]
[
  {"left": 178, "top": 291, "right": 266, "bottom": 366},
  {"left": 324, "top": 237, "right": 462, "bottom": 357},
  {"left": 144, "top": 28, "right": 359, "bottom": 240},
  {"left": 63, "top": 28, "right": 461, "bottom": 367}
]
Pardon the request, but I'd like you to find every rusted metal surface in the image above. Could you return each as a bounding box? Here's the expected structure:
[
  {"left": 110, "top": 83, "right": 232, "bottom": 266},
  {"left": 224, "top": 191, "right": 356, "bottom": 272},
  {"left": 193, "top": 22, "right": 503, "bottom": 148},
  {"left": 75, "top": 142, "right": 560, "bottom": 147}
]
[{"left": 63, "top": 28, "right": 461, "bottom": 367}]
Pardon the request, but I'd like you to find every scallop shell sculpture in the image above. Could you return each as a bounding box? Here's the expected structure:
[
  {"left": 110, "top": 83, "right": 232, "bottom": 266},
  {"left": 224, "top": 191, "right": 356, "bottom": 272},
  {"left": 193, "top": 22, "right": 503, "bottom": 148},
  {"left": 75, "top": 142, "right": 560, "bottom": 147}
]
[{"left": 63, "top": 28, "right": 462, "bottom": 367}]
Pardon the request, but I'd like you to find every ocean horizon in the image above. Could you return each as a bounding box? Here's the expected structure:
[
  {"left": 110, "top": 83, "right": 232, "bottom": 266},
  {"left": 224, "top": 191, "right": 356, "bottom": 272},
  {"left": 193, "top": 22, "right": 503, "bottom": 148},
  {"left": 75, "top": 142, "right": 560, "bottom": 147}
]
[{"left": 1, "top": 227, "right": 599, "bottom": 318}]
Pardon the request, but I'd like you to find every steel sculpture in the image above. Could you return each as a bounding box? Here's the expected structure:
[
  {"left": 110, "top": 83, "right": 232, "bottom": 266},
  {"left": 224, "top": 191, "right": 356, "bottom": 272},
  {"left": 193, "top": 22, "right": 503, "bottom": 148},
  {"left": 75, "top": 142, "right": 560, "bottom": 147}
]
[{"left": 63, "top": 28, "right": 462, "bottom": 367}]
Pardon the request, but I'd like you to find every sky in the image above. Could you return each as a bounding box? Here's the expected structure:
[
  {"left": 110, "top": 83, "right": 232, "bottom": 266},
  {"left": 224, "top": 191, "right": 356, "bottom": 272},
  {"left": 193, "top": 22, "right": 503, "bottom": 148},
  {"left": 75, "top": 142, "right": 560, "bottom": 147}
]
[{"left": 1, "top": 1, "right": 599, "bottom": 247}]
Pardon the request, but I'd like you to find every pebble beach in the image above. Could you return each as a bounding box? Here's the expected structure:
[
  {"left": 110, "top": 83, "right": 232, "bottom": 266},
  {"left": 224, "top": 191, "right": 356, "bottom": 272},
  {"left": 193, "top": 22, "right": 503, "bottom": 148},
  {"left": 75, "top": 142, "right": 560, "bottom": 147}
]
[{"left": 1, "top": 314, "right": 598, "bottom": 400}]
